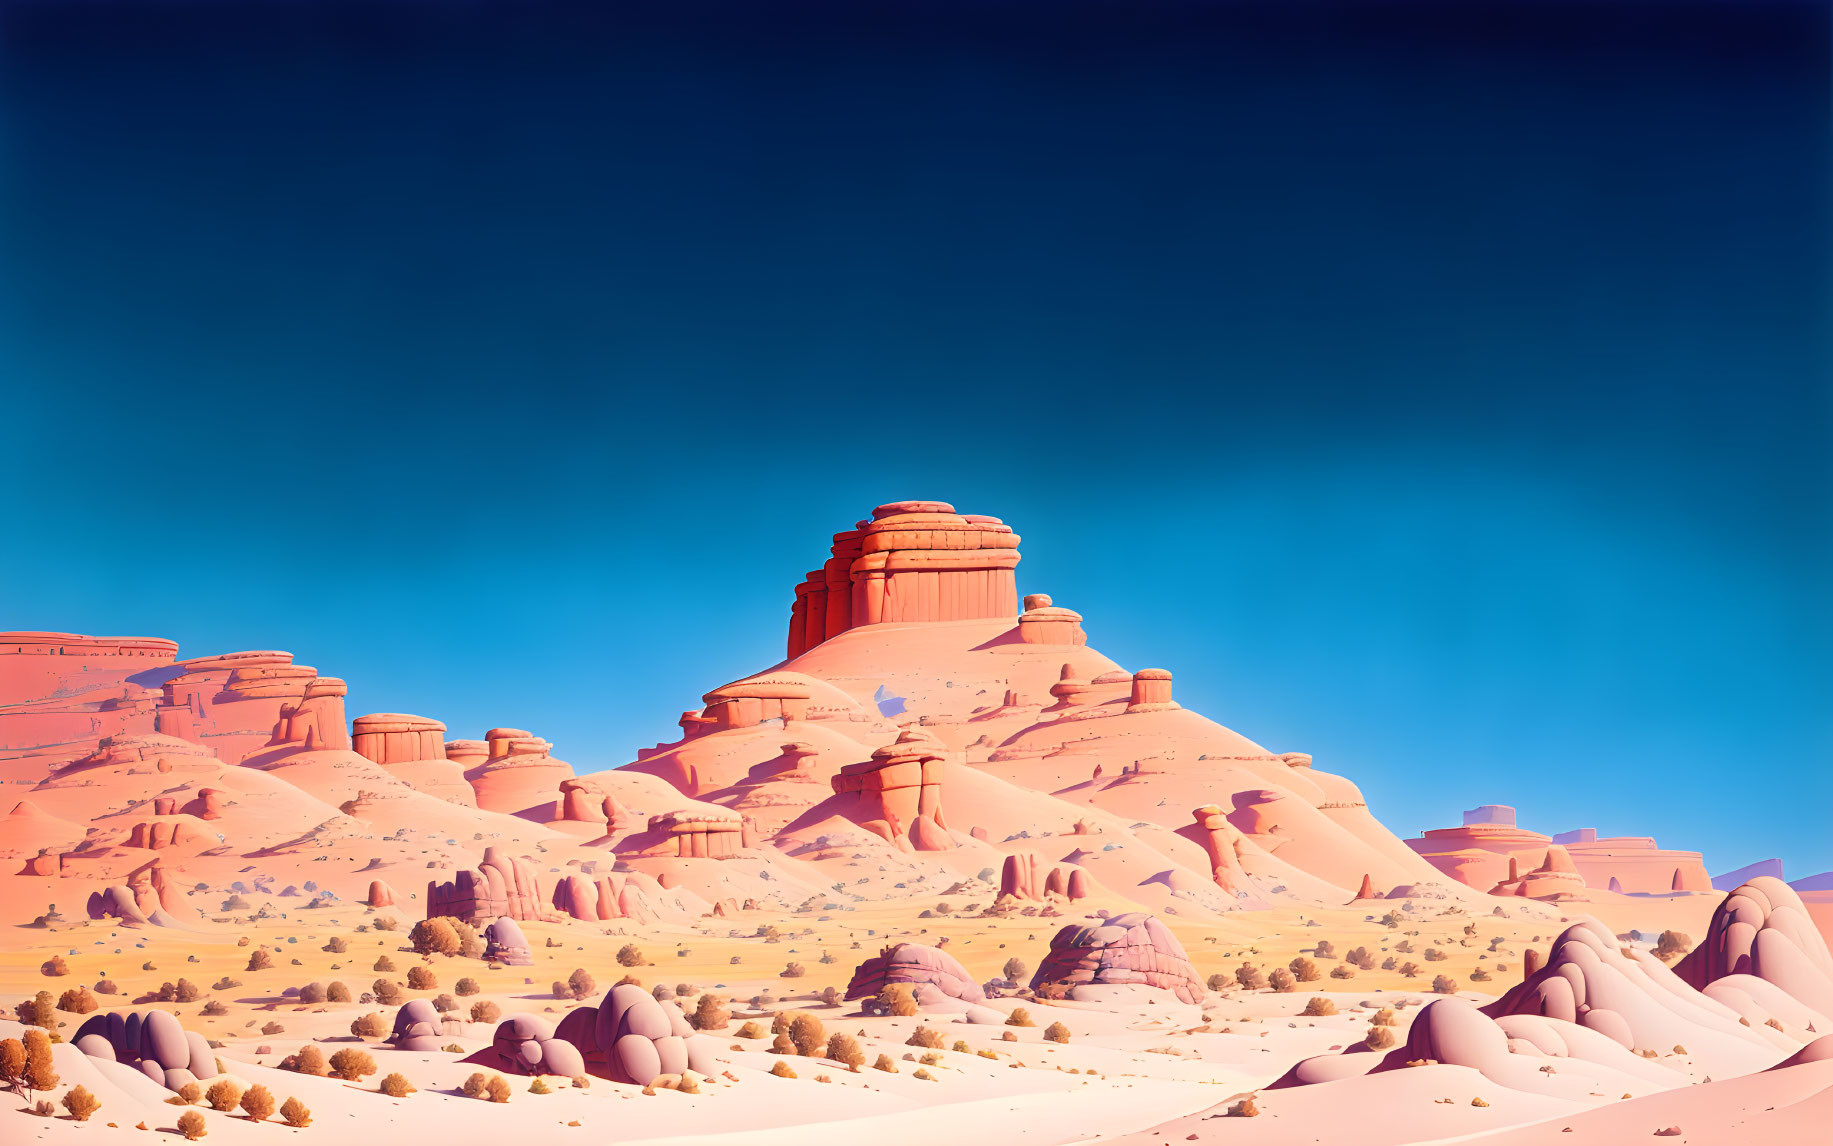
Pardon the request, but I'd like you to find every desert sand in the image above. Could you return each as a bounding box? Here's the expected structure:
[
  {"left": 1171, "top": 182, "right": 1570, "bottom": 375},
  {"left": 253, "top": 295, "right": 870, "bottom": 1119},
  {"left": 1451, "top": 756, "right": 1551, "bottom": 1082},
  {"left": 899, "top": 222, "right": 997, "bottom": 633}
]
[{"left": 2, "top": 501, "right": 1828, "bottom": 1144}]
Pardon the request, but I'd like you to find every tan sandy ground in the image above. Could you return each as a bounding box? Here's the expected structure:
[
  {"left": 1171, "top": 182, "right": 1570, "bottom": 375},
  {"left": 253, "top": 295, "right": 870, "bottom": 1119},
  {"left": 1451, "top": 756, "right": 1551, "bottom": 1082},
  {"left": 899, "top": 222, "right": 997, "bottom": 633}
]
[{"left": 0, "top": 889, "right": 1731, "bottom": 1144}]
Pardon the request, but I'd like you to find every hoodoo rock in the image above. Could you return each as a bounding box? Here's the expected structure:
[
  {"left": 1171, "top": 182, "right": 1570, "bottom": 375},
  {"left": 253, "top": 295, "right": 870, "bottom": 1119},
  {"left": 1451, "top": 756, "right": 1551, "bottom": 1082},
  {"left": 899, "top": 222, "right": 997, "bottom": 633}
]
[
  {"left": 1017, "top": 593, "right": 1087, "bottom": 645},
  {"left": 1031, "top": 912, "right": 1204, "bottom": 1003},
  {"left": 74, "top": 1008, "right": 217, "bottom": 1092},
  {"left": 644, "top": 808, "right": 744, "bottom": 859},
  {"left": 845, "top": 942, "right": 986, "bottom": 1008},
  {"left": 787, "top": 501, "right": 1021, "bottom": 658},
  {"left": 425, "top": 847, "right": 553, "bottom": 925},
  {"left": 1489, "top": 844, "right": 1588, "bottom": 901},
  {"left": 466, "top": 730, "right": 575, "bottom": 817},
  {"left": 830, "top": 729, "right": 953, "bottom": 851}
]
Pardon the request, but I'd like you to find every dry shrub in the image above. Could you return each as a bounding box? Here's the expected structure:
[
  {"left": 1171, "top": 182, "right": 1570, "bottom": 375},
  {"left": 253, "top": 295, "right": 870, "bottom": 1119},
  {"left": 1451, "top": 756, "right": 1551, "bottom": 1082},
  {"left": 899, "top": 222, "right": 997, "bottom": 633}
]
[
  {"left": 1043, "top": 1022, "right": 1070, "bottom": 1044},
  {"left": 206, "top": 1079, "right": 244, "bottom": 1112},
  {"left": 62, "top": 1084, "right": 100, "bottom": 1121},
  {"left": 1432, "top": 974, "right": 1459, "bottom": 995},
  {"left": 455, "top": 977, "right": 480, "bottom": 996},
  {"left": 407, "top": 966, "right": 438, "bottom": 991},
  {"left": 1006, "top": 1007, "right": 1036, "bottom": 1027},
  {"left": 907, "top": 1025, "right": 944, "bottom": 1049},
  {"left": 329, "top": 1048, "right": 377, "bottom": 1081},
  {"left": 471, "top": 1000, "right": 501, "bottom": 1024},
  {"left": 1269, "top": 968, "right": 1297, "bottom": 992},
  {"left": 769, "top": 1060, "right": 796, "bottom": 1079},
  {"left": 790, "top": 1013, "right": 826, "bottom": 1057},
  {"left": 279, "top": 1097, "right": 311, "bottom": 1127},
  {"left": 1302, "top": 997, "right": 1337, "bottom": 1017},
  {"left": 178, "top": 1109, "right": 207, "bottom": 1140},
  {"left": 486, "top": 1075, "right": 511, "bottom": 1103},
  {"left": 1290, "top": 957, "right": 1320, "bottom": 982},
  {"left": 239, "top": 1084, "right": 275, "bottom": 1121},
  {"left": 379, "top": 1073, "right": 415, "bottom": 1097},
  {"left": 692, "top": 993, "right": 730, "bottom": 1031}
]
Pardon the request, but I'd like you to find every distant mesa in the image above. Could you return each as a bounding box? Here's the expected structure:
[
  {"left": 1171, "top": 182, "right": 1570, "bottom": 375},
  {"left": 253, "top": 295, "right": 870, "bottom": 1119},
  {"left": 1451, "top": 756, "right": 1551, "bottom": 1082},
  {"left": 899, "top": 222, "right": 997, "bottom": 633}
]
[{"left": 1405, "top": 804, "right": 1711, "bottom": 897}]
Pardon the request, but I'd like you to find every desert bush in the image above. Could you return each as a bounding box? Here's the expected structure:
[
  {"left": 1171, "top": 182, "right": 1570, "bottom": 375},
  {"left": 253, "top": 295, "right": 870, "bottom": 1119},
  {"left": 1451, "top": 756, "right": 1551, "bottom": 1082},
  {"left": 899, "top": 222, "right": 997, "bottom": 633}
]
[
  {"left": 1371, "top": 1007, "right": 1398, "bottom": 1026},
  {"left": 178, "top": 1109, "right": 207, "bottom": 1140},
  {"left": 567, "top": 968, "right": 596, "bottom": 1000},
  {"left": 770, "top": 1060, "right": 796, "bottom": 1079},
  {"left": 453, "top": 920, "right": 484, "bottom": 959},
  {"left": 1268, "top": 968, "right": 1296, "bottom": 992},
  {"left": 62, "top": 1084, "right": 100, "bottom": 1121},
  {"left": 692, "top": 993, "right": 730, "bottom": 1031},
  {"left": 95, "top": 980, "right": 119, "bottom": 995},
  {"left": 736, "top": 1021, "right": 765, "bottom": 1039},
  {"left": 324, "top": 937, "right": 348, "bottom": 953},
  {"left": 790, "top": 1012, "right": 826, "bottom": 1057},
  {"left": 247, "top": 949, "right": 273, "bottom": 971},
  {"left": 433, "top": 993, "right": 457, "bottom": 1013},
  {"left": 1289, "top": 957, "right": 1320, "bottom": 982},
  {"left": 380, "top": 1073, "right": 415, "bottom": 1097},
  {"left": 462, "top": 1073, "right": 490, "bottom": 1099},
  {"left": 1432, "top": 975, "right": 1459, "bottom": 995},
  {"left": 1655, "top": 930, "right": 1693, "bottom": 961},
  {"left": 410, "top": 918, "right": 460, "bottom": 956},
  {"left": 1043, "top": 1022, "right": 1070, "bottom": 1044},
  {"left": 1313, "top": 940, "right": 1336, "bottom": 959},
  {"left": 374, "top": 956, "right": 397, "bottom": 973},
  {"left": 781, "top": 962, "right": 805, "bottom": 978},
  {"left": 373, "top": 916, "right": 400, "bottom": 931},
  {"left": 174, "top": 1082, "right": 203, "bottom": 1105},
  {"left": 1301, "top": 997, "right": 1337, "bottom": 1017},
  {"left": 486, "top": 1075, "right": 511, "bottom": 1103},
  {"left": 874, "top": 983, "right": 918, "bottom": 1017},
  {"left": 616, "top": 944, "right": 646, "bottom": 967},
  {"left": 1330, "top": 964, "right": 1356, "bottom": 979},
  {"left": 1006, "top": 1007, "right": 1036, "bottom": 1027},
  {"left": 206, "top": 1079, "right": 244, "bottom": 1111},
  {"left": 826, "top": 1032, "right": 865, "bottom": 1071},
  {"left": 471, "top": 1000, "right": 500, "bottom": 1024},
  {"left": 298, "top": 982, "right": 327, "bottom": 1004},
  {"left": 455, "top": 977, "right": 480, "bottom": 996},
  {"left": 819, "top": 985, "right": 842, "bottom": 1007},
  {"left": 1470, "top": 968, "right": 1491, "bottom": 982},
  {"left": 239, "top": 1084, "right": 275, "bottom": 1121},
  {"left": 21, "top": 1029, "right": 56, "bottom": 1093},
  {"left": 41, "top": 956, "right": 69, "bottom": 977},
  {"left": 57, "top": 986, "right": 98, "bottom": 1014},
  {"left": 351, "top": 1012, "right": 388, "bottom": 1038},
  {"left": 1398, "top": 962, "right": 1421, "bottom": 978},
  {"left": 261, "top": 1021, "right": 284, "bottom": 1036},
  {"left": 1424, "top": 948, "right": 1447, "bottom": 962},
  {"left": 1347, "top": 946, "right": 1377, "bottom": 970},
  {"left": 279, "top": 1097, "right": 311, "bottom": 1127},
  {"left": 373, "top": 979, "right": 404, "bottom": 1006},
  {"left": 407, "top": 966, "right": 438, "bottom": 991},
  {"left": 873, "top": 1053, "right": 897, "bottom": 1073},
  {"left": 528, "top": 1077, "right": 550, "bottom": 1094},
  {"left": 1234, "top": 962, "right": 1267, "bottom": 990},
  {"left": 1364, "top": 1026, "right": 1396, "bottom": 1050},
  {"left": 1206, "top": 972, "right": 1230, "bottom": 992},
  {"left": 329, "top": 1048, "right": 377, "bottom": 1081},
  {"left": 907, "top": 1025, "right": 944, "bottom": 1049},
  {"left": 327, "top": 981, "right": 352, "bottom": 1002},
  {"left": 1003, "top": 956, "right": 1029, "bottom": 983}
]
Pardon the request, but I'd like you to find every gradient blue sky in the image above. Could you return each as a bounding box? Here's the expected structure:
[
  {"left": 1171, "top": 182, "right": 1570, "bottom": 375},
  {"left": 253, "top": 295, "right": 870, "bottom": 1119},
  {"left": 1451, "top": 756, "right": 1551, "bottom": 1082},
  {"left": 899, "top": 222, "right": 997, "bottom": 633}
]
[{"left": 2, "top": 2, "right": 1827, "bottom": 875}]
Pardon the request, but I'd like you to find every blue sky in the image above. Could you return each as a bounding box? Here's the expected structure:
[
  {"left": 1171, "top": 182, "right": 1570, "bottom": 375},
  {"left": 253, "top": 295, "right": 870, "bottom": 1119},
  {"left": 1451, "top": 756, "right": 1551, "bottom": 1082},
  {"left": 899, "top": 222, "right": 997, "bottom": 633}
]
[{"left": 2, "top": 1, "right": 1826, "bottom": 874}]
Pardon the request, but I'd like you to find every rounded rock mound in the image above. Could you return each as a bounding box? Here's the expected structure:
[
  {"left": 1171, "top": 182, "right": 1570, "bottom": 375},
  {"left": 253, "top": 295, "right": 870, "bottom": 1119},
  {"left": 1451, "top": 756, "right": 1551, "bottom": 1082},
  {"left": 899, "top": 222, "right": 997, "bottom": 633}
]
[
  {"left": 845, "top": 942, "right": 986, "bottom": 1008},
  {"left": 1029, "top": 911, "right": 1203, "bottom": 1004}
]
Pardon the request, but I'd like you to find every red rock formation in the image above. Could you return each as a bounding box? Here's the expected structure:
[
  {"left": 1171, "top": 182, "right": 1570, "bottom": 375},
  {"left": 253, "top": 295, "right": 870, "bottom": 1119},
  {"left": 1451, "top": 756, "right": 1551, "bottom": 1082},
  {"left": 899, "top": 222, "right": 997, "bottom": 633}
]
[
  {"left": 787, "top": 501, "right": 1021, "bottom": 657},
  {"left": 466, "top": 729, "right": 574, "bottom": 816},
  {"left": 1017, "top": 594, "right": 1087, "bottom": 645},
  {"left": 153, "top": 651, "right": 347, "bottom": 765},
  {"left": 444, "top": 739, "right": 490, "bottom": 766},
  {"left": 1406, "top": 806, "right": 1711, "bottom": 895},
  {"left": 1126, "top": 668, "right": 1178, "bottom": 712},
  {"left": 1354, "top": 873, "right": 1378, "bottom": 899},
  {"left": 351, "top": 713, "right": 447, "bottom": 765},
  {"left": 269, "top": 677, "right": 351, "bottom": 751},
  {"left": 830, "top": 730, "right": 952, "bottom": 851},
  {"left": 425, "top": 846, "right": 554, "bottom": 925},
  {"left": 123, "top": 820, "right": 206, "bottom": 850},
  {"left": 1000, "top": 852, "right": 1042, "bottom": 900},
  {"left": 645, "top": 809, "right": 743, "bottom": 859},
  {"left": 1185, "top": 804, "right": 1246, "bottom": 894},
  {"left": 366, "top": 880, "right": 395, "bottom": 908},
  {"left": 1489, "top": 844, "right": 1587, "bottom": 901}
]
